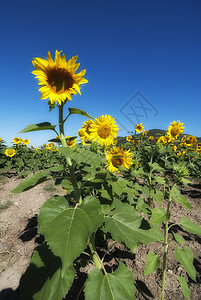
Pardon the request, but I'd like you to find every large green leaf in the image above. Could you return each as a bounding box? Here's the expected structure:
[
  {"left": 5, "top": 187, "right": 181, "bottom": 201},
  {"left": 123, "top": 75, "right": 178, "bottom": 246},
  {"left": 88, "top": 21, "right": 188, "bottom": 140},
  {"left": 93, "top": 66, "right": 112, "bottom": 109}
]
[
  {"left": 177, "top": 276, "right": 190, "bottom": 300},
  {"left": 68, "top": 107, "right": 94, "bottom": 119},
  {"left": 19, "top": 243, "right": 75, "bottom": 300},
  {"left": 144, "top": 251, "right": 160, "bottom": 275},
  {"left": 151, "top": 207, "right": 167, "bottom": 224},
  {"left": 19, "top": 122, "right": 56, "bottom": 133},
  {"left": 110, "top": 178, "right": 129, "bottom": 196},
  {"left": 84, "top": 262, "right": 135, "bottom": 300},
  {"left": 174, "top": 246, "right": 196, "bottom": 281},
  {"left": 11, "top": 171, "right": 51, "bottom": 193},
  {"left": 38, "top": 196, "right": 104, "bottom": 271},
  {"left": 105, "top": 200, "right": 163, "bottom": 249},
  {"left": 181, "top": 216, "right": 201, "bottom": 236},
  {"left": 175, "top": 195, "right": 192, "bottom": 210}
]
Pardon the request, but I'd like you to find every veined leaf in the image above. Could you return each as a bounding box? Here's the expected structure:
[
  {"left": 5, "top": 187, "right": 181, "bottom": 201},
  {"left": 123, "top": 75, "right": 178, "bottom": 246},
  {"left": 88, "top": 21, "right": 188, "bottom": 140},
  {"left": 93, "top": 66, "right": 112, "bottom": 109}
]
[
  {"left": 68, "top": 107, "right": 94, "bottom": 119},
  {"left": 11, "top": 171, "right": 51, "bottom": 193},
  {"left": 181, "top": 216, "right": 201, "bottom": 236},
  {"left": 175, "top": 195, "right": 192, "bottom": 210},
  {"left": 144, "top": 252, "right": 160, "bottom": 275},
  {"left": 172, "top": 232, "right": 184, "bottom": 245},
  {"left": 19, "top": 243, "right": 75, "bottom": 300},
  {"left": 174, "top": 246, "right": 196, "bottom": 281},
  {"left": 105, "top": 200, "right": 163, "bottom": 249},
  {"left": 38, "top": 196, "right": 104, "bottom": 272},
  {"left": 177, "top": 276, "right": 190, "bottom": 300},
  {"left": 84, "top": 262, "right": 135, "bottom": 300},
  {"left": 151, "top": 207, "right": 166, "bottom": 224},
  {"left": 19, "top": 122, "right": 56, "bottom": 133}
]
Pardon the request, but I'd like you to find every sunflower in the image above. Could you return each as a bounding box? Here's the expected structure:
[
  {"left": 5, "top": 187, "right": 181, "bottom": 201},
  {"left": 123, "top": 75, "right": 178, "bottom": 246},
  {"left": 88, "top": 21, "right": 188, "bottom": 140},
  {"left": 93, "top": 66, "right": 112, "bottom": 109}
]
[
  {"left": 167, "top": 121, "right": 184, "bottom": 139},
  {"left": 78, "top": 119, "right": 94, "bottom": 145},
  {"left": 126, "top": 135, "right": 133, "bottom": 142},
  {"left": 135, "top": 123, "right": 144, "bottom": 134},
  {"left": 142, "top": 130, "right": 149, "bottom": 137},
  {"left": 90, "top": 115, "right": 119, "bottom": 147},
  {"left": 24, "top": 139, "right": 30, "bottom": 145},
  {"left": 196, "top": 143, "right": 201, "bottom": 154},
  {"left": 32, "top": 50, "right": 88, "bottom": 105},
  {"left": 13, "top": 137, "right": 23, "bottom": 145},
  {"left": 66, "top": 136, "right": 76, "bottom": 147},
  {"left": 5, "top": 149, "right": 16, "bottom": 157},
  {"left": 106, "top": 145, "right": 133, "bottom": 173}
]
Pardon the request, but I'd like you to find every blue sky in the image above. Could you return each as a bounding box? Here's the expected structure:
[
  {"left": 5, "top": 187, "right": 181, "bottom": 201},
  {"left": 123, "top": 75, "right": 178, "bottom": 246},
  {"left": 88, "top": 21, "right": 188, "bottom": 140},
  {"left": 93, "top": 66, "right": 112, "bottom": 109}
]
[{"left": 1, "top": 0, "right": 201, "bottom": 147}]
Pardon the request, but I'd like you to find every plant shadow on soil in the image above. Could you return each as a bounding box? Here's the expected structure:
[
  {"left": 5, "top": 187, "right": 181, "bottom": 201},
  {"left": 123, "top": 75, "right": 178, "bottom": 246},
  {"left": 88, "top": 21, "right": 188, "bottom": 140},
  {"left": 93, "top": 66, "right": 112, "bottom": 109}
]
[{"left": 0, "top": 216, "right": 154, "bottom": 300}]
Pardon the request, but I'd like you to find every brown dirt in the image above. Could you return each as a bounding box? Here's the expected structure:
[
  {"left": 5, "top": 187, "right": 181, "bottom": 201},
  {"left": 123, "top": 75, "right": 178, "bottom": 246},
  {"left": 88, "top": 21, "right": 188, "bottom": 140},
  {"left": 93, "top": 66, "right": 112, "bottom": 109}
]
[{"left": 0, "top": 176, "right": 200, "bottom": 299}]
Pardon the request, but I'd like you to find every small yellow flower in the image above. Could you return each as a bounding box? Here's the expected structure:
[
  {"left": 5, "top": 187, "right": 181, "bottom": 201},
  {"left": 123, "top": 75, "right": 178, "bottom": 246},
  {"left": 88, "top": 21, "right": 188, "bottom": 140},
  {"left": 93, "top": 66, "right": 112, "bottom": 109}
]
[
  {"left": 135, "top": 123, "right": 144, "bottom": 134},
  {"left": 66, "top": 136, "right": 76, "bottom": 147},
  {"left": 126, "top": 135, "right": 133, "bottom": 142},
  {"left": 158, "top": 136, "right": 168, "bottom": 143},
  {"left": 24, "top": 139, "right": 30, "bottom": 145},
  {"left": 5, "top": 149, "right": 16, "bottom": 157},
  {"left": 106, "top": 145, "right": 133, "bottom": 173},
  {"left": 13, "top": 137, "right": 23, "bottom": 144},
  {"left": 177, "top": 151, "right": 182, "bottom": 156},
  {"left": 148, "top": 136, "right": 154, "bottom": 142},
  {"left": 48, "top": 142, "right": 55, "bottom": 148},
  {"left": 142, "top": 130, "right": 149, "bottom": 137}
]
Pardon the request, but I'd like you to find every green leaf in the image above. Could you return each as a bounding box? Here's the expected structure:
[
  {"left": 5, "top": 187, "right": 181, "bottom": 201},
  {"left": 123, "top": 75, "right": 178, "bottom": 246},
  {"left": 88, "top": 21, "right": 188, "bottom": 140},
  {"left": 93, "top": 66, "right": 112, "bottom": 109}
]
[
  {"left": 110, "top": 178, "right": 129, "bottom": 196},
  {"left": 105, "top": 200, "right": 164, "bottom": 249},
  {"left": 177, "top": 276, "right": 190, "bottom": 300},
  {"left": 152, "top": 176, "right": 166, "bottom": 185},
  {"left": 144, "top": 251, "right": 160, "bottom": 275},
  {"left": 181, "top": 216, "right": 201, "bottom": 236},
  {"left": 84, "top": 262, "right": 135, "bottom": 300},
  {"left": 174, "top": 246, "right": 196, "bottom": 281},
  {"left": 151, "top": 208, "right": 166, "bottom": 224},
  {"left": 38, "top": 196, "right": 104, "bottom": 272},
  {"left": 172, "top": 232, "right": 184, "bottom": 245},
  {"left": 175, "top": 195, "right": 192, "bottom": 210},
  {"left": 19, "top": 122, "right": 56, "bottom": 133},
  {"left": 11, "top": 171, "right": 51, "bottom": 193},
  {"left": 153, "top": 189, "right": 164, "bottom": 204},
  {"left": 19, "top": 243, "right": 75, "bottom": 300},
  {"left": 68, "top": 107, "right": 94, "bottom": 120}
]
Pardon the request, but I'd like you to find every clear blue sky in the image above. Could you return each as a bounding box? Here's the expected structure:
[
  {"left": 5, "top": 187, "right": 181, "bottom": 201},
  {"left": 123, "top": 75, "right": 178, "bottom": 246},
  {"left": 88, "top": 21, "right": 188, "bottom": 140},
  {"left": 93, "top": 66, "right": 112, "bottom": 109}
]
[{"left": 1, "top": 0, "right": 201, "bottom": 147}]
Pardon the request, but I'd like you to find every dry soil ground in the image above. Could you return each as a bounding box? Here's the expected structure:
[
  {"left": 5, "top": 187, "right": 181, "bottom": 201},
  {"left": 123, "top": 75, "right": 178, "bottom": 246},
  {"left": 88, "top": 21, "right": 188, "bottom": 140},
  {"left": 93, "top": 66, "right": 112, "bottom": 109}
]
[{"left": 0, "top": 175, "right": 200, "bottom": 300}]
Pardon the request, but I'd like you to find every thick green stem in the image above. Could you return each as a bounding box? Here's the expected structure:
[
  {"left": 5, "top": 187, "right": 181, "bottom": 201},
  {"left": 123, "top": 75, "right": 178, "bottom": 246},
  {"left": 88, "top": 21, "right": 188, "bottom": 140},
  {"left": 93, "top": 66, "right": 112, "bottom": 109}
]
[
  {"left": 88, "top": 233, "right": 103, "bottom": 271},
  {"left": 58, "top": 104, "right": 82, "bottom": 203},
  {"left": 161, "top": 183, "right": 175, "bottom": 300}
]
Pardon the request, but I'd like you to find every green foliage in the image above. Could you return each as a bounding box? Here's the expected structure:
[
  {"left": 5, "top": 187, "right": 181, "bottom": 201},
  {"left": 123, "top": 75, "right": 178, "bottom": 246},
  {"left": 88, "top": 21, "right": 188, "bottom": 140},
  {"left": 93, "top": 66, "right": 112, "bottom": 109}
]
[
  {"left": 144, "top": 251, "right": 160, "bottom": 275},
  {"left": 84, "top": 263, "right": 135, "bottom": 300},
  {"left": 177, "top": 276, "right": 190, "bottom": 300},
  {"left": 174, "top": 246, "right": 196, "bottom": 281}
]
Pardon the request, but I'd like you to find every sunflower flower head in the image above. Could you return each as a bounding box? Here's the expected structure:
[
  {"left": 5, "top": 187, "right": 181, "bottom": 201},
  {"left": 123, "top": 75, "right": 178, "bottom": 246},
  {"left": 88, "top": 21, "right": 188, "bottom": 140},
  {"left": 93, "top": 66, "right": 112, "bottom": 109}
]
[
  {"left": 24, "top": 139, "right": 30, "bottom": 146},
  {"left": 32, "top": 50, "right": 88, "bottom": 105},
  {"left": 5, "top": 149, "right": 16, "bottom": 157},
  {"left": 106, "top": 145, "right": 133, "bottom": 173},
  {"left": 90, "top": 115, "right": 119, "bottom": 147},
  {"left": 135, "top": 123, "right": 144, "bottom": 134},
  {"left": 13, "top": 137, "right": 23, "bottom": 145},
  {"left": 66, "top": 136, "right": 76, "bottom": 148},
  {"left": 167, "top": 120, "right": 184, "bottom": 139}
]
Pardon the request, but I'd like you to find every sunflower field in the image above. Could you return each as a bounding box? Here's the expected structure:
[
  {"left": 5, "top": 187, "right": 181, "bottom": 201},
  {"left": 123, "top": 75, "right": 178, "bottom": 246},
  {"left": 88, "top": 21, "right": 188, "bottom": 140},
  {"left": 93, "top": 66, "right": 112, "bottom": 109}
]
[{"left": 1, "top": 50, "right": 201, "bottom": 300}]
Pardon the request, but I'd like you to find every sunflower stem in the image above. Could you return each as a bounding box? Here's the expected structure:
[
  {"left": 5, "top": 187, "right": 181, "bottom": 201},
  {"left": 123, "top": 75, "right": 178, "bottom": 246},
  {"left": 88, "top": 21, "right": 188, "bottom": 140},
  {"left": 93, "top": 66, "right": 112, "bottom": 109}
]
[{"left": 58, "top": 103, "right": 82, "bottom": 204}]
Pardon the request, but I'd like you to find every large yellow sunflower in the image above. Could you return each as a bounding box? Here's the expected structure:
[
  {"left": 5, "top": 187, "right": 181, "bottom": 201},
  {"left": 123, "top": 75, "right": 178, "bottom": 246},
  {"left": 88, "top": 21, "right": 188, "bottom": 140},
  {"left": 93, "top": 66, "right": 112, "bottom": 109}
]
[
  {"left": 5, "top": 149, "right": 16, "bottom": 157},
  {"left": 166, "top": 120, "right": 184, "bottom": 139},
  {"left": 32, "top": 50, "right": 88, "bottom": 105},
  {"left": 13, "top": 137, "right": 23, "bottom": 145},
  {"left": 90, "top": 115, "right": 119, "bottom": 147},
  {"left": 106, "top": 145, "right": 133, "bottom": 173}
]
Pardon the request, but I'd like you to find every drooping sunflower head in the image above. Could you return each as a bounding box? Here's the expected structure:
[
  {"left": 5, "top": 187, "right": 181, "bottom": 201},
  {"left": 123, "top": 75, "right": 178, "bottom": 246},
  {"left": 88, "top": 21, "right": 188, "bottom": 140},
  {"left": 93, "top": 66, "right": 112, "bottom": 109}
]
[
  {"left": 135, "top": 123, "right": 144, "bottom": 134},
  {"left": 166, "top": 120, "right": 184, "bottom": 139},
  {"left": 90, "top": 115, "right": 119, "bottom": 147},
  {"left": 5, "top": 149, "right": 16, "bottom": 157},
  {"left": 106, "top": 145, "right": 133, "bottom": 173},
  {"left": 32, "top": 50, "right": 88, "bottom": 105}
]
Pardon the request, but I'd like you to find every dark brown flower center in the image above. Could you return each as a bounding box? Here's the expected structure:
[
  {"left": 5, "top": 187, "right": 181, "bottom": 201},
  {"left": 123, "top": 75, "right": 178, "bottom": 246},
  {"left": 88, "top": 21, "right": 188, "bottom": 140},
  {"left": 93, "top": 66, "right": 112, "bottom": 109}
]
[
  {"left": 98, "top": 125, "right": 111, "bottom": 138},
  {"left": 112, "top": 156, "right": 124, "bottom": 167},
  {"left": 47, "top": 67, "right": 74, "bottom": 92}
]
